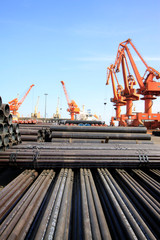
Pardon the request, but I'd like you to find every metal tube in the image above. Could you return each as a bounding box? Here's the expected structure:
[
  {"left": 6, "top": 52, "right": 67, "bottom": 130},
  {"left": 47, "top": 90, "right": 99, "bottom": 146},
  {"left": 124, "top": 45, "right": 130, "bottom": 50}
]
[
  {"left": 4, "top": 114, "right": 13, "bottom": 125},
  {"left": 0, "top": 110, "right": 5, "bottom": 122},
  {"left": 103, "top": 168, "right": 156, "bottom": 239},
  {"left": 0, "top": 170, "right": 38, "bottom": 221},
  {"left": 62, "top": 120, "right": 105, "bottom": 125},
  {"left": 0, "top": 123, "right": 3, "bottom": 134},
  {"left": 45, "top": 169, "right": 69, "bottom": 239},
  {"left": 84, "top": 168, "right": 102, "bottom": 240},
  {"left": 80, "top": 168, "right": 92, "bottom": 240},
  {"left": 20, "top": 129, "right": 38, "bottom": 135},
  {"left": 97, "top": 168, "right": 138, "bottom": 239},
  {"left": 8, "top": 124, "right": 13, "bottom": 134},
  {"left": 1, "top": 134, "right": 9, "bottom": 147},
  {"left": 50, "top": 125, "right": 147, "bottom": 133},
  {"left": 54, "top": 169, "right": 73, "bottom": 240},
  {"left": 8, "top": 170, "right": 54, "bottom": 240},
  {"left": 1, "top": 123, "right": 8, "bottom": 134},
  {"left": 1, "top": 104, "right": 10, "bottom": 117},
  {"left": 35, "top": 169, "right": 65, "bottom": 240},
  {"left": 0, "top": 170, "right": 29, "bottom": 201},
  {"left": 0, "top": 171, "right": 43, "bottom": 239},
  {"left": 21, "top": 135, "right": 37, "bottom": 141},
  {"left": 51, "top": 132, "right": 151, "bottom": 140},
  {"left": 87, "top": 169, "right": 111, "bottom": 240},
  {"left": 13, "top": 124, "right": 19, "bottom": 133},
  {"left": 102, "top": 168, "right": 150, "bottom": 239}
]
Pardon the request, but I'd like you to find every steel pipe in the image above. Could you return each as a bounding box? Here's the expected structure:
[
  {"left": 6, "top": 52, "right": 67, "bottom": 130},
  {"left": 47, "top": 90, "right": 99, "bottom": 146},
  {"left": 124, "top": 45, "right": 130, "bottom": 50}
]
[
  {"left": 1, "top": 134, "right": 9, "bottom": 147},
  {"left": 0, "top": 171, "right": 46, "bottom": 239},
  {"left": 54, "top": 169, "right": 73, "bottom": 240},
  {"left": 61, "top": 120, "right": 105, "bottom": 125},
  {"left": 1, "top": 104, "right": 10, "bottom": 117},
  {"left": 0, "top": 170, "right": 38, "bottom": 222},
  {"left": 44, "top": 169, "right": 69, "bottom": 239},
  {"left": 13, "top": 124, "right": 19, "bottom": 134},
  {"left": 0, "top": 110, "right": 5, "bottom": 122},
  {"left": 21, "top": 135, "right": 37, "bottom": 142},
  {"left": 1, "top": 123, "right": 8, "bottom": 134},
  {"left": 50, "top": 132, "right": 151, "bottom": 140},
  {"left": 8, "top": 124, "right": 13, "bottom": 134},
  {"left": 4, "top": 114, "right": 13, "bottom": 125},
  {"left": 80, "top": 168, "right": 92, "bottom": 239},
  {"left": 20, "top": 129, "right": 38, "bottom": 135},
  {"left": 50, "top": 125, "right": 147, "bottom": 133}
]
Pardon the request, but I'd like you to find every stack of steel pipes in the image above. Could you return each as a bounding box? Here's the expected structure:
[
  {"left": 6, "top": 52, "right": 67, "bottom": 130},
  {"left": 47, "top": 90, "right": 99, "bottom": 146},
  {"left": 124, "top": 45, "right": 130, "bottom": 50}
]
[
  {"left": 0, "top": 169, "right": 38, "bottom": 224},
  {"left": 0, "top": 168, "right": 159, "bottom": 239},
  {"left": 19, "top": 124, "right": 52, "bottom": 142},
  {"left": 0, "top": 97, "right": 21, "bottom": 150},
  {"left": 41, "top": 125, "right": 151, "bottom": 143},
  {"left": 0, "top": 142, "right": 159, "bottom": 168}
]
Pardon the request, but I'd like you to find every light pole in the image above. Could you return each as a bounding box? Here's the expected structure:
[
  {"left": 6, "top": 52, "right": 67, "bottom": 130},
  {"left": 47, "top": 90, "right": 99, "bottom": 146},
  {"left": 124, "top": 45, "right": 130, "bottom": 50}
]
[{"left": 44, "top": 93, "right": 48, "bottom": 121}]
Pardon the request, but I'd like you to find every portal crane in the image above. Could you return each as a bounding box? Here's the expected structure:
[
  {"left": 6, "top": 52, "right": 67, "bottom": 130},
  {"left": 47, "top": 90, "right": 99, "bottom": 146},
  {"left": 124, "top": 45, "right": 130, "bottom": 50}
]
[
  {"left": 106, "top": 64, "right": 126, "bottom": 125},
  {"left": 53, "top": 97, "right": 61, "bottom": 119},
  {"left": 115, "top": 39, "right": 160, "bottom": 115},
  {"left": 61, "top": 81, "right": 80, "bottom": 120},
  {"left": 31, "top": 96, "right": 40, "bottom": 118},
  {"left": 34, "top": 96, "right": 40, "bottom": 117},
  {"left": 9, "top": 84, "right": 35, "bottom": 116},
  {"left": 114, "top": 39, "right": 160, "bottom": 127},
  {"left": 112, "top": 50, "right": 139, "bottom": 125}
]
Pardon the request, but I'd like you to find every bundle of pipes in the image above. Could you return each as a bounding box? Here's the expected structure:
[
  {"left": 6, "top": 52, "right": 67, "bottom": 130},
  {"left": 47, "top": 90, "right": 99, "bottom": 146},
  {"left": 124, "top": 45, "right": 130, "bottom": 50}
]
[
  {"left": 0, "top": 97, "right": 21, "bottom": 150},
  {"left": 38, "top": 125, "right": 151, "bottom": 142},
  {"left": 0, "top": 142, "right": 159, "bottom": 168},
  {"left": 0, "top": 168, "right": 159, "bottom": 239},
  {"left": 0, "top": 169, "right": 38, "bottom": 223},
  {"left": 19, "top": 126, "right": 51, "bottom": 142}
]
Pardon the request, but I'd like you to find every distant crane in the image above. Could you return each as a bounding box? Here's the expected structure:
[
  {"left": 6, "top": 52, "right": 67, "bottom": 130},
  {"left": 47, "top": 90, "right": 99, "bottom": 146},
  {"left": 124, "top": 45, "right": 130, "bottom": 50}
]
[
  {"left": 61, "top": 81, "right": 80, "bottom": 120},
  {"left": 53, "top": 97, "right": 61, "bottom": 119},
  {"left": 9, "top": 84, "right": 35, "bottom": 116},
  {"left": 31, "top": 96, "right": 40, "bottom": 118}
]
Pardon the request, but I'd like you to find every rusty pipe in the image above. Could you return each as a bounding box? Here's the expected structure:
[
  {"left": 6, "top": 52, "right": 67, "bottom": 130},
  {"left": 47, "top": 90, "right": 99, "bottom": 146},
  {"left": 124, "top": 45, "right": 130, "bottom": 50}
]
[{"left": 1, "top": 104, "right": 10, "bottom": 117}]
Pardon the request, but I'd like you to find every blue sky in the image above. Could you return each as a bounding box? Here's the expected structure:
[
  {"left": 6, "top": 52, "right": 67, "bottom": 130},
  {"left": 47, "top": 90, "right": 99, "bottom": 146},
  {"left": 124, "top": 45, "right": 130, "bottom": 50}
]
[{"left": 0, "top": 0, "right": 160, "bottom": 123}]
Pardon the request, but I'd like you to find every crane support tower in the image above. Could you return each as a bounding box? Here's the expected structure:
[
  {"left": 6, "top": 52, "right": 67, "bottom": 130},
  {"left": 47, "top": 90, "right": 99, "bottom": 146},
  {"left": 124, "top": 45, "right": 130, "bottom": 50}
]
[
  {"left": 61, "top": 81, "right": 80, "bottom": 120},
  {"left": 106, "top": 64, "right": 126, "bottom": 125},
  {"left": 9, "top": 84, "right": 35, "bottom": 116}
]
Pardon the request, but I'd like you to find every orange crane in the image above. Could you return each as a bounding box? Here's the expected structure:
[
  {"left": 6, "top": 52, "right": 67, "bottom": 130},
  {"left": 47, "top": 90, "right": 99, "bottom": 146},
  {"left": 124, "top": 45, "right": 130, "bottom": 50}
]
[
  {"left": 112, "top": 49, "right": 139, "bottom": 126},
  {"left": 106, "top": 64, "right": 126, "bottom": 125},
  {"left": 114, "top": 39, "right": 160, "bottom": 127},
  {"left": 61, "top": 81, "right": 80, "bottom": 120},
  {"left": 9, "top": 84, "right": 35, "bottom": 116}
]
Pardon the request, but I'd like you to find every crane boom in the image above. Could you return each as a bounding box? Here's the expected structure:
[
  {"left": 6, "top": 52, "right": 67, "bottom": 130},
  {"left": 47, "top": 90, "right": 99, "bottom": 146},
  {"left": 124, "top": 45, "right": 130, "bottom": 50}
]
[
  {"left": 116, "top": 39, "right": 160, "bottom": 94},
  {"left": 18, "top": 84, "right": 35, "bottom": 108},
  {"left": 61, "top": 81, "right": 70, "bottom": 105},
  {"left": 9, "top": 84, "right": 35, "bottom": 116}
]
